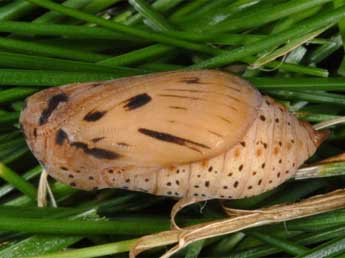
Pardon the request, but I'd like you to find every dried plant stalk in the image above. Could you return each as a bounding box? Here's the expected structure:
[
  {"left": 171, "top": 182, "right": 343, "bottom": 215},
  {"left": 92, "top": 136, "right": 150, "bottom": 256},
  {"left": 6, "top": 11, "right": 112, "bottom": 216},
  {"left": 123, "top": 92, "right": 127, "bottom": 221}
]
[
  {"left": 130, "top": 189, "right": 345, "bottom": 258},
  {"left": 296, "top": 153, "right": 345, "bottom": 180},
  {"left": 313, "top": 116, "right": 345, "bottom": 130}
]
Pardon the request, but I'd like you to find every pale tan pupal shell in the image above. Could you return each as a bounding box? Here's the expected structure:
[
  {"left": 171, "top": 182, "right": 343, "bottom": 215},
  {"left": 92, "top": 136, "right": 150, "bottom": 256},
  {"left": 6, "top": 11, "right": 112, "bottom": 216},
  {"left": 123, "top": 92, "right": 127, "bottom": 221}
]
[
  {"left": 21, "top": 70, "right": 261, "bottom": 165},
  {"left": 109, "top": 97, "right": 328, "bottom": 199},
  {"left": 20, "top": 70, "right": 327, "bottom": 197},
  {"left": 20, "top": 70, "right": 261, "bottom": 186}
]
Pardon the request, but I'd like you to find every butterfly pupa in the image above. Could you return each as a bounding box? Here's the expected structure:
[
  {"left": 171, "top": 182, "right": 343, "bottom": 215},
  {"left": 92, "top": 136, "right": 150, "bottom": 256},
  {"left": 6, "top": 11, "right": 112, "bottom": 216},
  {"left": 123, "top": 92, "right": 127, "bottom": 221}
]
[{"left": 20, "top": 70, "right": 328, "bottom": 201}]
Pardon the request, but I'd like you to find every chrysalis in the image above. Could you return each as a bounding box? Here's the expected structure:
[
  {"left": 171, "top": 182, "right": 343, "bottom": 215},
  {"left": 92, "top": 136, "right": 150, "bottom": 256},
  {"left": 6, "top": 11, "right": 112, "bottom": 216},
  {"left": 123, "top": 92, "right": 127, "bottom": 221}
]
[{"left": 20, "top": 70, "right": 328, "bottom": 200}]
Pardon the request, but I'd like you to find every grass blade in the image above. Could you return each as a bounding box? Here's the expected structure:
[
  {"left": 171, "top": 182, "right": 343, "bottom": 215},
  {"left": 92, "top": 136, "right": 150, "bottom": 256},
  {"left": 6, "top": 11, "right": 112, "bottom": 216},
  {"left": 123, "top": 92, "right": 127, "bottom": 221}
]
[
  {"left": 0, "top": 163, "right": 37, "bottom": 200},
  {"left": 191, "top": 5, "right": 345, "bottom": 68}
]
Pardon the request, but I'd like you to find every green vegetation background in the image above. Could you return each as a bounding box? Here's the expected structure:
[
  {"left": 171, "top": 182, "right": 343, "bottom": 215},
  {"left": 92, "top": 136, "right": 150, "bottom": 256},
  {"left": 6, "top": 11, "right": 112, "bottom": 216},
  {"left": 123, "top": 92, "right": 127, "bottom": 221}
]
[{"left": 0, "top": 0, "right": 345, "bottom": 257}]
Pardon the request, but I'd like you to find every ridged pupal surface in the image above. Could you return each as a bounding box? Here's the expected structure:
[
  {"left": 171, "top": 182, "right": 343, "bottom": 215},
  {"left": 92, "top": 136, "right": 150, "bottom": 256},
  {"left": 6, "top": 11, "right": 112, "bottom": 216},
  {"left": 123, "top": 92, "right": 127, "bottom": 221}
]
[{"left": 20, "top": 70, "right": 327, "bottom": 199}]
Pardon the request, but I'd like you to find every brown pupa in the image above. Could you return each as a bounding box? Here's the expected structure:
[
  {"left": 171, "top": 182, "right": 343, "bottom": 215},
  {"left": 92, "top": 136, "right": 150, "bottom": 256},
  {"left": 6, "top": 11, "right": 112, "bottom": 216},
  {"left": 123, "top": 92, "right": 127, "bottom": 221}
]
[{"left": 20, "top": 70, "right": 328, "bottom": 201}]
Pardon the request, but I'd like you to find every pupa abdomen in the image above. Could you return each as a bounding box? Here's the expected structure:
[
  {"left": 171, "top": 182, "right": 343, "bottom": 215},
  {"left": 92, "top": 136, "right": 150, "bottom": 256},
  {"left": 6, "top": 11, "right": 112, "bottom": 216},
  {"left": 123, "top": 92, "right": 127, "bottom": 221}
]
[
  {"left": 101, "top": 96, "right": 327, "bottom": 199},
  {"left": 20, "top": 70, "right": 327, "bottom": 199}
]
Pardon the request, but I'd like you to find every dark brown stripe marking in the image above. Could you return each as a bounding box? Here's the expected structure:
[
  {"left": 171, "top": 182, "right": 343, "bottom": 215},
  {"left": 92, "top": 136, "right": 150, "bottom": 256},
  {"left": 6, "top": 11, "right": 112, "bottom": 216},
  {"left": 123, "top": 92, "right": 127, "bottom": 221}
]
[
  {"left": 169, "top": 106, "right": 187, "bottom": 110},
  {"left": 84, "top": 111, "right": 106, "bottom": 121},
  {"left": 164, "top": 89, "right": 205, "bottom": 93},
  {"left": 226, "top": 95, "right": 241, "bottom": 102},
  {"left": 162, "top": 94, "right": 237, "bottom": 112},
  {"left": 218, "top": 116, "right": 232, "bottom": 125},
  {"left": 91, "top": 137, "right": 105, "bottom": 143},
  {"left": 39, "top": 93, "right": 68, "bottom": 125},
  {"left": 225, "top": 104, "right": 238, "bottom": 112},
  {"left": 226, "top": 86, "right": 241, "bottom": 93},
  {"left": 123, "top": 93, "right": 152, "bottom": 111},
  {"left": 180, "top": 77, "right": 205, "bottom": 84},
  {"left": 207, "top": 130, "right": 223, "bottom": 138},
  {"left": 55, "top": 129, "right": 68, "bottom": 145},
  {"left": 91, "top": 82, "right": 104, "bottom": 87},
  {"left": 71, "top": 142, "right": 120, "bottom": 160},
  {"left": 158, "top": 94, "right": 204, "bottom": 100},
  {"left": 138, "top": 128, "right": 210, "bottom": 152},
  {"left": 117, "top": 142, "right": 130, "bottom": 147}
]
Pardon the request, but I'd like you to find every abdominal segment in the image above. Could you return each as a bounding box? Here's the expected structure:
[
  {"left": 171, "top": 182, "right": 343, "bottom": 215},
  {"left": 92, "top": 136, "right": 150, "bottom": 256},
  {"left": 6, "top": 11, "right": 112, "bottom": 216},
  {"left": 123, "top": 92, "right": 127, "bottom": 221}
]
[{"left": 150, "top": 97, "right": 321, "bottom": 199}]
